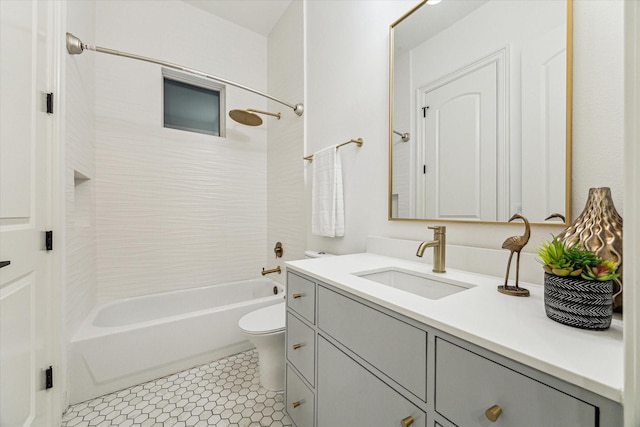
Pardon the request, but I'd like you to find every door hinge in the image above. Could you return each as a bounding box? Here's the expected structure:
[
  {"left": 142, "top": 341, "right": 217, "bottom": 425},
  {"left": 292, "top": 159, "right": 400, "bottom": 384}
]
[
  {"left": 46, "top": 93, "right": 53, "bottom": 114},
  {"left": 45, "top": 366, "right": 53, "bottom": 390},
  {"left": 45, "top": 230, "right": 53, "bottom": 251},
  {"left": 422, "top": 106, "right": 429, "bottom": 118}
]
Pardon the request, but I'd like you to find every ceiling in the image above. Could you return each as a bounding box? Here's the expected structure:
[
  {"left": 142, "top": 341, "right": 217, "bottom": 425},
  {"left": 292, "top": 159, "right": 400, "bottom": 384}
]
[{"left": 183, "top": 0, "right": 293, "bottom": 37}]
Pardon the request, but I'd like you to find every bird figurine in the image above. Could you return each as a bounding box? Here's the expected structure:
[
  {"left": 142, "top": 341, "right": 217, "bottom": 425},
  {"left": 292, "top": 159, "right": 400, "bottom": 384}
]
[
  {"left": 545, "top": 213, "right": 566, "bottom": 223},
  {"left": 498, "top": 213, "right": 531, "bottom": 297}
]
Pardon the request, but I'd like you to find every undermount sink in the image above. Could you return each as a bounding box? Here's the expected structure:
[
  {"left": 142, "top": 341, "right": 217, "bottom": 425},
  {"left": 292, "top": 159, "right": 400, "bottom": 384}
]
[{"left": 353, "top": 267, "right": 473, "bottom": 300}]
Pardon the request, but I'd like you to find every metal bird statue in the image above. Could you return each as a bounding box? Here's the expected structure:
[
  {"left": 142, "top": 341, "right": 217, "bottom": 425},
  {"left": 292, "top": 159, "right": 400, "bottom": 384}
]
[
  {"left": 497, "top": 213, "right": 531, "bottom": 297},
  {"left": 545, "top": 213, "right": 566, "bottom": 223}
]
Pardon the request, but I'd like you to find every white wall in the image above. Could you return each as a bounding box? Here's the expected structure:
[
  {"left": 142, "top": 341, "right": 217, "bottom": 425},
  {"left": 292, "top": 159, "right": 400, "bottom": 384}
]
[
  {"left": 65, "top": 0, "right": 96, "bottom": 340},
  {"left": 624, "top": 1, "right": 640, "bottom": 424},
  {"left": 305, "top": 0, "right": 417, "bottom": 256},
  {"left": 267, "top": 1, "right": 305, "bottom": 281},
  {"left": 94, "top": 0, "right": 270, "bottom": 301},
  {"left": 305, "top": 0, "right": 625, "bottom": 286}
]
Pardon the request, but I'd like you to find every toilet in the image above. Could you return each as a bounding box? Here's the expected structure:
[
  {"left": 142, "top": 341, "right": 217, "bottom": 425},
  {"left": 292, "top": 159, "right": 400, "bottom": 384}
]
[
  {"left": 238, "top": 302, "right": 286, "bottom": 391},
  {"left": 238, "top": 250, "right": 334, "bottom": 391}
]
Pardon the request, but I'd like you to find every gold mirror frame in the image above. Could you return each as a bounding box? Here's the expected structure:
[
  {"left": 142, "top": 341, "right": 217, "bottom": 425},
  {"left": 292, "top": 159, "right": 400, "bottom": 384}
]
[{"left": 388, "top": 0, "right": 572, "bottom": 226}]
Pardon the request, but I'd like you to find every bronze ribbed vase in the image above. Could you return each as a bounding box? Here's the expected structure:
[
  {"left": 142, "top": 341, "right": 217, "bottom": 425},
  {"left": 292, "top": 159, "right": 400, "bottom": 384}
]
[{"left": 557, "top": 188, "right": 623, "bottom": 312}]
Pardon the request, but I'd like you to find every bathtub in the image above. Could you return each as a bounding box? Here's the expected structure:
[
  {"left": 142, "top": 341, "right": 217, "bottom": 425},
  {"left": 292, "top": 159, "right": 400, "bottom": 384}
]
[{"left": 68, "top": 278, "right": 284, "bottom": 404}]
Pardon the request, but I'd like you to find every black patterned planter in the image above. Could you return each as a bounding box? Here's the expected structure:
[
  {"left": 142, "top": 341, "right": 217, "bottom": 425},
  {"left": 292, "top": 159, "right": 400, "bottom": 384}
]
[{"left": 544, "top": 272, "right": 613, "bottom": 330}]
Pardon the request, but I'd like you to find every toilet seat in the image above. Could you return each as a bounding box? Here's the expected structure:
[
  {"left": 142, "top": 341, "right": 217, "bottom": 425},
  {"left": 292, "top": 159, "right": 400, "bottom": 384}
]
[{"left": 239, "top": 302, "right": 285, "bottom": 335}]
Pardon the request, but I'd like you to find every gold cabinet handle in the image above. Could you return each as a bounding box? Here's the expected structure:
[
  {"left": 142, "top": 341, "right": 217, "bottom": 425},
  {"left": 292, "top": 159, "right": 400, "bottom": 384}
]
[
  {"left": 292, "top": 293, "right": 304, "bottom": 299},
  {"left": 292, "top": 343, "right": 303, "bottom": 350},
  {"left": 292, "top": 401, "right": 302, "bottom": 409},
  {"left": 400, "top": 415, "right": 414, "bottom": 427},
  {"left": 485, "top": 404, "right": 502, "bottom": 422}
]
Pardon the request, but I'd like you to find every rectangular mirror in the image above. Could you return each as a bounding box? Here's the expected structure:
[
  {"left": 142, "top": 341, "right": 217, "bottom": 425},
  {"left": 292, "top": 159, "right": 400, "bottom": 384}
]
[{"left": 389, "top": 0, "right": 572, "bottom": 225}]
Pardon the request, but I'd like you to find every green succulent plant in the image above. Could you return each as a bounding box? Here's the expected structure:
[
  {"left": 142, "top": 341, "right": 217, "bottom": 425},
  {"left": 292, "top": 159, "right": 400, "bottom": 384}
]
[{"left": 537, "top": 235, "right": 620, "bottom": 281}]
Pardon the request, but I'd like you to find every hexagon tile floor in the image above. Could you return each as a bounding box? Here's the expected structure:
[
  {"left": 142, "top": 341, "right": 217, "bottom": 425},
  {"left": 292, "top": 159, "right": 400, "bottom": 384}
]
[{"left": 61, "top": 349, "right": 293, "bottom": 427}]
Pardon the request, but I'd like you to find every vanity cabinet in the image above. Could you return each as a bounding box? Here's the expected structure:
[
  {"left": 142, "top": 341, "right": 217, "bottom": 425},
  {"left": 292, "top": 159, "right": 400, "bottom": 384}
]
[
  {"left": 435, "top": 338, "right": 596, "bottom": 426},
  {"left": 286, "top": 365, "right": 314, "bottom": 427},
  {"left": 317, "top": 286, "right": 427, "bottom": 401},
  {"left": 286, "top": 312, "right": 315, "bottom": 386},
  {"left": 317, "top": 335, "right": 427, "bottom": 427},
  {"left": 285, "top": 272, "right": 317, "bottom": 426},
  {"left": 287, "top": 271, "right": 315, "bottom": 323},
  {"left": 285, "top": 269, "right": 622, "bottom": 427}
]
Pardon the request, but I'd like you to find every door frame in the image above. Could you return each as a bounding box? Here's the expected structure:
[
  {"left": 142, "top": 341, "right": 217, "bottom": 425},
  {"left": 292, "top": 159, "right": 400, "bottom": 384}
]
[
  {"left": 624, "top": 2, "right": 640, "bottom": 426},
  {"left": 49, "top": 0, "right": 65, "bottom": 422}
]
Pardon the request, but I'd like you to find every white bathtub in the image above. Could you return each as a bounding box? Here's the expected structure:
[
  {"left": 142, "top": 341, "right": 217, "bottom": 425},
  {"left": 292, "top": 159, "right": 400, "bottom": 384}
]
[{"left": 68, "top": 278, "right": 284, "bottom": 404}]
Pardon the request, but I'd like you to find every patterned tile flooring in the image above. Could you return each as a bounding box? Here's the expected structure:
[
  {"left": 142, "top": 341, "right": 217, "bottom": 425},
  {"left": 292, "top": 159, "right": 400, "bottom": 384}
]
[{"left": 62, "top": 350, "right": 293, "bottom": 427}]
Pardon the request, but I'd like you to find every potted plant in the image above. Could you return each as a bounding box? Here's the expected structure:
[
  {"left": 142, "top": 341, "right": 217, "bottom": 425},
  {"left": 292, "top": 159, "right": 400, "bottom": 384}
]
[{"left": 537, "top": 235, "right": 619, "bottom": 330}]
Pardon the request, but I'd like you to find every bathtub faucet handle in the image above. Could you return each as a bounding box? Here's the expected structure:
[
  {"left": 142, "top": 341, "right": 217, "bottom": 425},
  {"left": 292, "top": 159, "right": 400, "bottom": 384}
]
[{"left": 274, "top": 242, "right": 283, "bottom": 259}]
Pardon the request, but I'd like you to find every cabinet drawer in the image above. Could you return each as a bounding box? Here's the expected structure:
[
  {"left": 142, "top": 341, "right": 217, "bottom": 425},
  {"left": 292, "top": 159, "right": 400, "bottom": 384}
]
[
  {"left": 435, "top": 338, "right": 597, "bottom": 427},
  {"left": 287, "top": 272, "right": 315, "bottom": 323},
  {"left": 286, "top": 365, "right": 314, "bottom": 427},
  {"left": 317, "top": 336, "right": 426, "bottom": 427},
  {"left": 287, "top": 312, "right": 315, "bottom": 386},
  {"left": 317, "top": 286, "right": 427, "bottom": 401}
]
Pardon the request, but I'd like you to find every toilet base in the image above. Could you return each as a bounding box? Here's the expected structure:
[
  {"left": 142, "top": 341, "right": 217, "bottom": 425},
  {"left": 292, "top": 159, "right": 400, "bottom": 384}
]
[{"left": 250, "top": 332, "right": 285, "bottom": 391}]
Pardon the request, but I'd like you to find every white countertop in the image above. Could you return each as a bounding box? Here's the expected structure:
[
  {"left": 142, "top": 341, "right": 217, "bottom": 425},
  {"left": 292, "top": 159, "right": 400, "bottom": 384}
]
[{"left": 286, "top": 253, "right": 624, "bottom": 403}]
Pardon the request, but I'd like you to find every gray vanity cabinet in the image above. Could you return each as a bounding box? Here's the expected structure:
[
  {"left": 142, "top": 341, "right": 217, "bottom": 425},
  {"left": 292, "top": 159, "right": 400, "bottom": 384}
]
[
  {"left": 286, "top": 272, "right": 317, "bottom": 427},
  {"left": 286, "top": 312, "right": 315, "bottom": 386},
  {"left": 285, "top": 269, "right": 623, "bottom": 427},
  {"left": 317, "top": 286, "right": 427, "bottom": 401},
  {"left": 435, "top": 338, "right": 596, "bottom": 426},
  {"left": 286, "top": 365, "right": 314, "bottom": 427},
  {"left": 317, "top": 335, "right": 427, "bottom": 427},
  {"left": 287, "top": 272, "right": 315, "bottom": 323}
]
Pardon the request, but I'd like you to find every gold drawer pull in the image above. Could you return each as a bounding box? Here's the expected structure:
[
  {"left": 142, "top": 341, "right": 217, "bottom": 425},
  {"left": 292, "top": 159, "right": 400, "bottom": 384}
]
[
  {"left": 292, "top": 401, "right": 302, "bottom": 409},
  {"left": 401, "top": 415, "right": 414, "bottom": 427},
  {"left": 292, "top": 343, "right": 303, "bottom": 350},
  {"left": 485, "top": 404, "right": 502, "bottom": 422},
  {"left": 292, "top": 293, "right": 305, "bottom": 299}
]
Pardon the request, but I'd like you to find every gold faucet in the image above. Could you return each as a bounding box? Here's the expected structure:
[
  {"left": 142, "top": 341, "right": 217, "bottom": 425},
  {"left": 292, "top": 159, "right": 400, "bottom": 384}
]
[
  {"left": 416, "top": 226, "right": 446, "bottom": 273},
  {"left": 261, "top": 266, "right": 281, "bottom": 276}
]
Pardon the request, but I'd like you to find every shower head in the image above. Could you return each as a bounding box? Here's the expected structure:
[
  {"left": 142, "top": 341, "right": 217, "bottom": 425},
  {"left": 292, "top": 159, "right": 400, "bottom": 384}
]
[{"left": 229, "top": 109, "right": 281, "bottom": 127}]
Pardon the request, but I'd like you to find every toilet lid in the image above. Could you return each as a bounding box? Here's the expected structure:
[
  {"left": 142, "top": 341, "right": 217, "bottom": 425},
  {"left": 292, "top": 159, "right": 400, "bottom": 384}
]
[{"left": 239, "top": 302, "right": 285, "bottom": 335}]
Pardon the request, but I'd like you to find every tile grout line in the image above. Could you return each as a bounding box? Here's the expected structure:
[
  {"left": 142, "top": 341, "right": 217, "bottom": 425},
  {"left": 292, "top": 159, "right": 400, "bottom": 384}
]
[{"left": 62, "top": 349, "right": 292, "bottom": 427}]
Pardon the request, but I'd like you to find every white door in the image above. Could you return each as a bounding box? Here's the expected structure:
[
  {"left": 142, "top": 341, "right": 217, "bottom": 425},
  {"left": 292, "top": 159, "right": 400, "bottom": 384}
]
[
  {"left": 0, "top": 1, "right": 55, "bottom": 426},
  {"left": 521, "top": 26, "right": 567, "bottom": 220},
  {"left": 419, "top": 61, "right": 498, "bottom": 220}
]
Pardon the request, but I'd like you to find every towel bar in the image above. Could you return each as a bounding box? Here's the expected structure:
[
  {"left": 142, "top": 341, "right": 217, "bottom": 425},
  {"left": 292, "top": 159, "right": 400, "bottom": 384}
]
[{"left": 304, "top": 138, "right": 363, "bottom": 162}]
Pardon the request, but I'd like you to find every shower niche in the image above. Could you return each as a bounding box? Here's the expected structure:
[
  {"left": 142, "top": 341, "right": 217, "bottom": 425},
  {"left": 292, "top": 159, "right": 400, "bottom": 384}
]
[{"left": 73, "top": 170, "right": 93, "bottom": 230}]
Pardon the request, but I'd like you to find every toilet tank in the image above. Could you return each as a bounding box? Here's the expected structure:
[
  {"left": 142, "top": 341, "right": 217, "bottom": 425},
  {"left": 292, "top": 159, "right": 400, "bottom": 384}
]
[{"left": 304, "top": 250, "right": 335, "bottom": 259}]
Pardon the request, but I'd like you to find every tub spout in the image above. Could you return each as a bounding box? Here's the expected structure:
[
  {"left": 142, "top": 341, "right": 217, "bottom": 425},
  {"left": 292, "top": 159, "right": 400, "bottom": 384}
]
[{"left": 262, "top": 266, "right": 281, "bottom": 276}]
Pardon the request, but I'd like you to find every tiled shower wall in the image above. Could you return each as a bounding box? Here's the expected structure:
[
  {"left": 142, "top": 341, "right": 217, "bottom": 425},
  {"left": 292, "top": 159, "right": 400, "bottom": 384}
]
[
  {"left": 266, "top": 1, "right": 305, "bottom": 281},
  {"left": 94, "top": 1, "right": 271, "bottom": 302},
  {"left": 65, "top": 0, "right": 97, "bottom": 338}
]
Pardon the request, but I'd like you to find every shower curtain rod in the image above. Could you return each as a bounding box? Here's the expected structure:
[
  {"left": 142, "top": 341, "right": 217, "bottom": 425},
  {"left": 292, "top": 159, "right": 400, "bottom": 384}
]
[{"left": 65, "top": 33, "right": 304, "bottom": 116}]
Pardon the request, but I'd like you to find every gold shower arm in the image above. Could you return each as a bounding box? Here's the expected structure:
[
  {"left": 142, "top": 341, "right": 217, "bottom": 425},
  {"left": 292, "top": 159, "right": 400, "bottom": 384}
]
[
  {"left": 304, "top": 138, "right": 364, "bottom": 162},
  {"left": 65, "top": 33, "right": 304, "bottom": 116},
  {"left": 247, "top": 109, "right": 281, "bottom": 120}
]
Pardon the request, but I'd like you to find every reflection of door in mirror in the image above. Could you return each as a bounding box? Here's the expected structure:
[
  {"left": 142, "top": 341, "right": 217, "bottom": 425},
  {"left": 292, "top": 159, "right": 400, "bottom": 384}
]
[
  {"left": 521, "top": 26, "right": 567, "bottom": 221},
  {"left": 389, "top": 0, "right": 571, "bottom": 224},
  {"left": 418, "top": 60, "right": 500, "bottom": 221}
]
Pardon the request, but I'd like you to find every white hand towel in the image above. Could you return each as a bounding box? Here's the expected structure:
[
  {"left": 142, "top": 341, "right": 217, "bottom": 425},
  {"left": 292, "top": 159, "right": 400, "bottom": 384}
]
[{"left": 311, "top": 145, "right": 345, "bottom": 237}]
